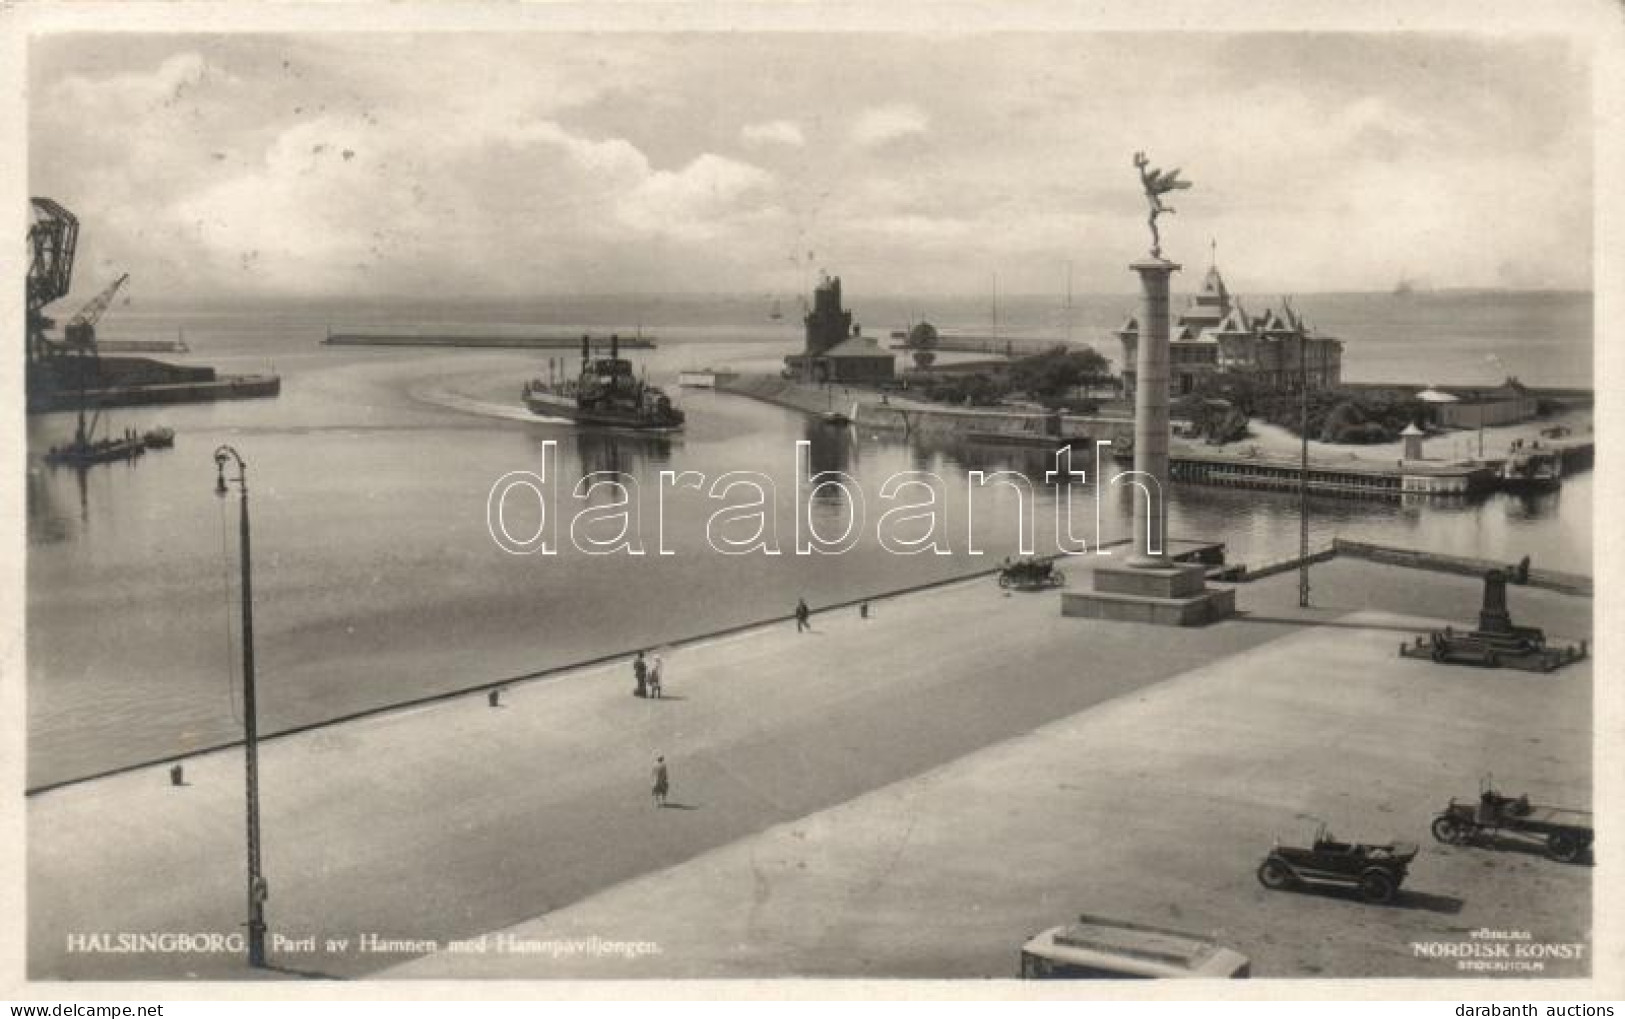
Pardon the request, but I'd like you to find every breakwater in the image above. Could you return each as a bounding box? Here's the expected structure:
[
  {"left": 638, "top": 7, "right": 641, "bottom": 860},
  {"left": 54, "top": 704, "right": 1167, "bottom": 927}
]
[
  {"left": 1341, "top": 382, "right": 1595, "bottom": 407},
  {"left": 28, "top": 368, "right": 281, "bottom": 413},
  {"left": 716, "top": 372, "right": 1132, "bottom": 444},
  {"left": 1204, "top": 539, "right": 1590, "bottom": 596},
  {"left": 1331, "top": 539, "right": 1592, "bottom": 596},
  {"left": 93, "top": 338, "right": 190, "bottom": 353},
  {"left": 885, "top": 332, "right": 1076, "bottom": 357},
  {"left": 325, "top": 331, "right": 657, "bottom": 349}
]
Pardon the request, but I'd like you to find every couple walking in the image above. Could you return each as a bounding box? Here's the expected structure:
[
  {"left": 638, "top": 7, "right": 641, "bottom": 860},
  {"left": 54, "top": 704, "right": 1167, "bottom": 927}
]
[{"left": 632, "top": 650, "right": 665, "bottom": 698}]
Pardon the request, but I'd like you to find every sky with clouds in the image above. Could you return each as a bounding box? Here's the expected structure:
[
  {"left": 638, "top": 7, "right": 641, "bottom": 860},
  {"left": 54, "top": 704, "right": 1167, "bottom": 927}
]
[{"left": 29, "top": 31, "right": 1592, "bottom": 300}]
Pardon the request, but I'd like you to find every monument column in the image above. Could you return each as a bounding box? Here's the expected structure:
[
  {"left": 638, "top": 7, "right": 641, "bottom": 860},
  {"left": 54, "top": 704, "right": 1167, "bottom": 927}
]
[
  {"left": 1060, "top": 151, "right": 1234, "bottom": 626},
  {"left": 1128, "top": 256, "right": 1179, "bottom": 568}
]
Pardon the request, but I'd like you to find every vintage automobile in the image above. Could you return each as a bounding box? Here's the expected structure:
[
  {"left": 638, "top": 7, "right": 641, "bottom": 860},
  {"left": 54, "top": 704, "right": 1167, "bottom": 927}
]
[
  {"left": 997, "top": 556, "right": 1066, "bottom": 590},
  {"left": 1019, "top": 914, "right": 1251, "bottom": 979},
  {"left": 1431, "top": 785, "right": 1593, "bottom": 864},
  {"left": 1256, "top": 824, "right": 1418, "bottom": 904}
]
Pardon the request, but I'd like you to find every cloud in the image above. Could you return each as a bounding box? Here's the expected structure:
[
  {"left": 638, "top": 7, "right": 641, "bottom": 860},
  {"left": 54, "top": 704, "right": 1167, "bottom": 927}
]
[
  {"left": 617, "top": 154, "right": 775, "bottom": 241},
  {"left": 158, "top": 106, "right": 780, "bottom": 293},
  {"left": 28, "top": 34, "right": 1592, "bottom": 297},
  {"left": 741, "top": 120, "right": 805, "bottom": 147},
  {"left": 51, "top": 51, "right": 213, "bottom": 113},
  {"left": 850, "top": 103, "right": 930, "bottom": 148}
]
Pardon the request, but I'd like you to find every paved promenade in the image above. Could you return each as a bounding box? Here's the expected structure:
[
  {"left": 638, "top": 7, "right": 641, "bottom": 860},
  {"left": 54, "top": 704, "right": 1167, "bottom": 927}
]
[
  {"left": 27, "top": 559, "right": 1592, "bottom": 981},
  {"left": 391, "top": 603, "right": 1592, "bottom": 980}
]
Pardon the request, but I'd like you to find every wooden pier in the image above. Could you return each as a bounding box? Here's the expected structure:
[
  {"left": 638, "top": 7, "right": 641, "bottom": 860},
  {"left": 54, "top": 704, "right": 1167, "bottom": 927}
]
[
  {"left": 1141, "top": 438, "right": 1592, "bottom": 500},
  {"left": 1120, "top": 447, "right": 1499, "bottom": 500}
]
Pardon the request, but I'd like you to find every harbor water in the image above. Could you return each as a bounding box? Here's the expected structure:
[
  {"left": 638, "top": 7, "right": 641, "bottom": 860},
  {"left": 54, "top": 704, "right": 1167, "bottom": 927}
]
[{"left": 24, "top": 290, "right": 1594, "bottom": 786}]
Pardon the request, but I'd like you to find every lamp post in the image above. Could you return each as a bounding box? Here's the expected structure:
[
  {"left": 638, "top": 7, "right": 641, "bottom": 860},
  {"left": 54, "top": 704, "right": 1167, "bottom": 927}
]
[
  {"left": 214, "top": 445, "right": 268, "bottom": 969},
  {"left": 1291, "top": 302, "right": 1310, "bottom": 608}
]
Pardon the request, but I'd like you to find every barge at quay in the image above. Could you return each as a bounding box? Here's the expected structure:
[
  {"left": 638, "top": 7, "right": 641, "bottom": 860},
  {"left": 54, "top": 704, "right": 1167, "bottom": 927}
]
[
  {"left": 26, "top": 197, "right": 280, "bottom": 414},
  {"left": 523, "top": 334, "right": 685, "bottom": 431}
]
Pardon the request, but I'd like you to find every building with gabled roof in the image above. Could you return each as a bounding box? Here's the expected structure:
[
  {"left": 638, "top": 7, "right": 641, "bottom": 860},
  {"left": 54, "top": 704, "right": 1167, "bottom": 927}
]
[{"left": 1116, "top": 254, "right": 1343, "bottom": 399}]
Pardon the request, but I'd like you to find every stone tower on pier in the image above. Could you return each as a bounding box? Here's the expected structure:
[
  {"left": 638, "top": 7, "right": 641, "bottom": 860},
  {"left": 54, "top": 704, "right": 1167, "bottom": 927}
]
[{"left": 804, "top": 275, "right": 853, "bottom": 356}]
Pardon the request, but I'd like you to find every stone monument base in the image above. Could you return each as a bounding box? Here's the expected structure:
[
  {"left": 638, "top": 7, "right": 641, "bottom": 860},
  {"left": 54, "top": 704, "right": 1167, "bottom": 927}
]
[{"left": 1061, "top": 562, "right": 1236, "bottom": 627}]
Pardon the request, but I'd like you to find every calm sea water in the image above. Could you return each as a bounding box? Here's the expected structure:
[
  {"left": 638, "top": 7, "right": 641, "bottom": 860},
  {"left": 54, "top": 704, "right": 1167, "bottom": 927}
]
[{"left": 25, "top": 290, "right": 1594, "bottom": 786}]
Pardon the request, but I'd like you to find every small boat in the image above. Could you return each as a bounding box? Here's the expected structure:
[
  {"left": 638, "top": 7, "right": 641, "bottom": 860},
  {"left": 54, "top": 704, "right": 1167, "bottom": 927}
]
[
  {"left": 45, "top": 433, "right": 145, "bottom": 467},
  {"left": 523, "top": 334, "right": 685, "bottom": 431},
  {"left": 1499, "top": 449, "right": 1562, "bottom": 492},
  {"left": 43, "top": 399, "right": 145, "bottom": 467},
  {"left": 820, "top": 399, "right": 858, "bottom": 427},
  {"left": 678, "top": 368, "right": 719, "bottom": 388},
  {"left": 142, "top": 426, "right": 175, "bottom": 449}
]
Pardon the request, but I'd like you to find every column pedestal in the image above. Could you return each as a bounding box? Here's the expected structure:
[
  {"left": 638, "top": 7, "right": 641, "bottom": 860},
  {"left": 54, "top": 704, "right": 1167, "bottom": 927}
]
[{"left": 1062, "top": 562, "right": 1235, "bottom": 626}]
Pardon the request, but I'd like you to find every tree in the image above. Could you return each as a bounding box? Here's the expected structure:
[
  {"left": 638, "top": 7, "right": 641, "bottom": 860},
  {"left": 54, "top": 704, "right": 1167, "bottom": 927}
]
[
  {"left": 906, "top": 321, "right": 939, "bottom": 350},
  {"left": 1007, "top": 345, "right": 1110, "bottom": 408},
  {"left": 913, "top": 349, "right": 936, "bottom": 370}
]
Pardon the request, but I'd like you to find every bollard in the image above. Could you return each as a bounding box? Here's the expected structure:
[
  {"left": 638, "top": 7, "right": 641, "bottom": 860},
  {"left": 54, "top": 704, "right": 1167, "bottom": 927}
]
[
  {"left": 488, "top": 689, "right": 502, "bottom": 708},
  {"left": 859, "top": 602, "right": 870, "bottom": 619},
  {"left": 170, "top": 764, "right": 184, "bottom": 786}
]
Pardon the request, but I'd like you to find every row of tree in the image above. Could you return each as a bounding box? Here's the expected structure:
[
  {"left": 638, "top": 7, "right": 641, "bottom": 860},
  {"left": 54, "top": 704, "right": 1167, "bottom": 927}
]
[
  {"left": 909, "top": 344, "right": 1115, "bottom": 409},
  {"left": 907, "top": 342, "right": 1434, "bottom": 448},
  {"left": 1185, "top": 374, "right": 1428, "bottom": 444}
]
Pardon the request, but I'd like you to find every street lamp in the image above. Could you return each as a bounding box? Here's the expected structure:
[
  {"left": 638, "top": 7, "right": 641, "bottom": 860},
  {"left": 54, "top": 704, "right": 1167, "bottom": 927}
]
[
  {"left": 1299, "top": 329, "right": 1310, "bottom": 608},
  {"left": 1287, "top": 299, "right": 1310, "bottom": 609},
  {"left": 214, "top": 445, "right": 268, "bottom": 969}
]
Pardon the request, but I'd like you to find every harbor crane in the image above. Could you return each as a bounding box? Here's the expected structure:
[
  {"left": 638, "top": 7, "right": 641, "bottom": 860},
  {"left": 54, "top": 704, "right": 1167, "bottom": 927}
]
[
  {"left": 64, "top": 272, "right": 130, "bottom": 349},
  {"left": 26, "top": 197, "right": 79, "bottom": 365}
]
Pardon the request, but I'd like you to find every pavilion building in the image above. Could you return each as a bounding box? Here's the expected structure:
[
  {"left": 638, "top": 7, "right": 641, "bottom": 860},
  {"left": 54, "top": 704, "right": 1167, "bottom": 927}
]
[{"left": 1115, "top": 257, "right": 1343, "bottom": 399}]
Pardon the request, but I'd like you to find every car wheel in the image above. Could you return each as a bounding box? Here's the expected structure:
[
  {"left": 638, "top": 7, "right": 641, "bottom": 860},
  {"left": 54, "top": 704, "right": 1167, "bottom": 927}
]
[
  {"left": 1547, "top": 832, "right": 1583, "bottom": 864},
  {"left": 1257, "top": 859, "right": 1294, "bottom": 890},
  {"left": 1431, "top": 816, "right": 1464, "bottom": 844},
  {"left": 1359, "top": 871, "right": 1396, "bottom": 904}
]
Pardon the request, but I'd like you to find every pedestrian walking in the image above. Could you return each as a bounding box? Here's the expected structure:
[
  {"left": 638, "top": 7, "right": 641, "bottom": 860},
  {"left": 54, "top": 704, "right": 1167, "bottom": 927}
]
[
  {"left": 795, "top": 597, "right": 811, "bottom": 633},
  {"left": 632, "top": 651, "right": 648, "bottom": 698},
  {"left": 649, "top": 653, "right": 664, "bottom": 699},
  {"left": 651, "top": 755, "right": 669, "bottom": 807}
]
